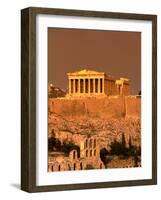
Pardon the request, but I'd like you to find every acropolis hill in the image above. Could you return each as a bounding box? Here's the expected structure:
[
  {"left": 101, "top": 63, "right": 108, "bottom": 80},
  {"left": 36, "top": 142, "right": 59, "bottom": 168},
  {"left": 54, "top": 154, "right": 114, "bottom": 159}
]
[
  {"left": 48, "top": 69, "right": 140, "bottom": 119},
  {"left": 48, "top": 69, "right": 141, "bottom": 172}
]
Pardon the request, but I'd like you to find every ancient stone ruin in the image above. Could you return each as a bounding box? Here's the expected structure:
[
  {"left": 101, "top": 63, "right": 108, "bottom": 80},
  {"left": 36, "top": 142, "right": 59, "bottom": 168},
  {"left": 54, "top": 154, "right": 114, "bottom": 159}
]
[
  {"left": 48, "top": 69, "right": 141, "bottom": 172},
  {"left": 67, "top": 69, "right": 129, "bottom": 97}
]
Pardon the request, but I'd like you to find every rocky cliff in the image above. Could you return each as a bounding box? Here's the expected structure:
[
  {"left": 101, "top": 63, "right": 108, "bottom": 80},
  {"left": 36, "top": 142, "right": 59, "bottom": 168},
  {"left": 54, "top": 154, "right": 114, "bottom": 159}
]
[{"left": 48, "top": 96, "right": 141, "bottom": 149}]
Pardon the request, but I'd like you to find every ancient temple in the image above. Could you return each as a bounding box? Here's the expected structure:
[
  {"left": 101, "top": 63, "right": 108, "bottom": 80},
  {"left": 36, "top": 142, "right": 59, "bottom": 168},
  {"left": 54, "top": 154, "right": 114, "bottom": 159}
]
[{"left": 67, "top": 69, "right": 129, "bottom": 97}]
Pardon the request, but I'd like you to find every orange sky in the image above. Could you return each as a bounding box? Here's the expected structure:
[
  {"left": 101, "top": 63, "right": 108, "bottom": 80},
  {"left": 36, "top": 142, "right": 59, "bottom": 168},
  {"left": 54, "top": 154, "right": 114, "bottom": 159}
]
[{"left": 48, "top": 28, "right": 141, "bottom": 94}]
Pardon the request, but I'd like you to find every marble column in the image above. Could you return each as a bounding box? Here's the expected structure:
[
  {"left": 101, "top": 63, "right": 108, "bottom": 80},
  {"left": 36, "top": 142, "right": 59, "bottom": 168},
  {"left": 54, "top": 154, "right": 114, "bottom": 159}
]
[
  {"left": 83, "top": 78, "right": 86, "bottom": 93},
  {"left": 120, "top": 85, "right": 123, "bottom": 95},
  {"left": 69, "top": 79, "right": 71, "bottom": 94},
  {"left": 102, "top": 78, "right": 104, "bottom": 94},
  {"left": 98, "top": 78, "right": 100, "bottom": 93}
]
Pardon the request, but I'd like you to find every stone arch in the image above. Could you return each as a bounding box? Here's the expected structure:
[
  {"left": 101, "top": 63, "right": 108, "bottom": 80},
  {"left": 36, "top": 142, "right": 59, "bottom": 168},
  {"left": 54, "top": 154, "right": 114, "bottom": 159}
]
[
  {"left": 74, "top": 163, "right": 76, "bottom": 170},
  {"left": 69, "top": 149, "right": 78, "bottom": 160},
  {"left": 94, "top": 139, "right": 96, "bottom": 148},
  {"left": 90, "top": 149, "right": 92, "bottom": 157},
  {"left": 86, "top": 150, "right": 88, "bottom": 157},
  {"left": 100, "top": 163, "right": 102, "bottom": 169},
  {"left": 94, "top": 149, "right": 96, "bottom": 156},
  {"left": 90, "top": 139, "right": 92, "bottom": 148},
  {"left": 80, "top": 162, "right": 83, "bottom": 170},
  {"left": 85, "top": 139, "right": 88, "bottom": 148},
  {"left": 58, "top": 164, "right": 61, "bottom": 171},
  {"left": 73, "top": 150, "right": 76, "bottom": 159}
]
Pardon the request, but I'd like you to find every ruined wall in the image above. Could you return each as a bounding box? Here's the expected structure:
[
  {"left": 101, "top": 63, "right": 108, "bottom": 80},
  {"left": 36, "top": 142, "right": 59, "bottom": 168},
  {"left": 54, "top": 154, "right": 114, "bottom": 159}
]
[
  {"left": 125, "top": 96, "right": 141, "bottom": 118},
  {"left": 49, "top": 96, "right": 141, "bottom": 119},
  {"left": 104, "top": 79, "right": 116, "bottom": 95}
]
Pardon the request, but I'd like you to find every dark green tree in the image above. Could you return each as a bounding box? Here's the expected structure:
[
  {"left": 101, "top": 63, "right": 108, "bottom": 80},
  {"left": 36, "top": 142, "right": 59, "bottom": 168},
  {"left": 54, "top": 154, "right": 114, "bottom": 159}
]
[
  {"left": 128, "top": 136, "right": 132, "bottom": 149},
  {"left": 61, "top": 141, "right": 80, "bottom": 157},
  {"left": 48, "top": 137, "right": 61, "bottom": 152},
  {"left": 100, "top": 148, "right": 108, "bottom": 164},
  {"left": 121, "top": 133, "right": 126, "bottom": 149},
  {"left": 110, "top": 139, "right": 124, "bottom": 155}
]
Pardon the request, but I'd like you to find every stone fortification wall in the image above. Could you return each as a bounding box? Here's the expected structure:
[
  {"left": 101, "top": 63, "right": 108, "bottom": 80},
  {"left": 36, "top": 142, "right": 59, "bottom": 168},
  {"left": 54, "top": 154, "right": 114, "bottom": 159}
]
[
  {"left": 125, "top": 96, "right": 141, "bottom": 118},
  {"left": 49, "top": 96, "right": 141, "bottom": 119}
]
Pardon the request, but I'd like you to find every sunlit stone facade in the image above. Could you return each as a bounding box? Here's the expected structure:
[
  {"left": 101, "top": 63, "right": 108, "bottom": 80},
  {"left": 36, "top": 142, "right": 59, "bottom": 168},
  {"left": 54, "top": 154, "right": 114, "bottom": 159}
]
[
  {"left": 67, "top": 69, "right": 129, "bottom": 97},
  {"left": 48, "top": 136, "right": 105, "bottom": 172}
]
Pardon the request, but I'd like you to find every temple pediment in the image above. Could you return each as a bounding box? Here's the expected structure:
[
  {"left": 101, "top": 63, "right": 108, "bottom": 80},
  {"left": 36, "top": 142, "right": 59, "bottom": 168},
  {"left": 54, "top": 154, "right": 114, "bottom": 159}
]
[{"left": 67, "top": 69, "right": 104, "bottom": 76}]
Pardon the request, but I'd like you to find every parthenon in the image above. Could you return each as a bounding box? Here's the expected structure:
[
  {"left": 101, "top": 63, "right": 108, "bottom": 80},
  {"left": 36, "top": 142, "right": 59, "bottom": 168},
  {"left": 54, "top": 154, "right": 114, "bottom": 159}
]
[{"left": 67, "top": 69, "right": 130, "bottom": 97}]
